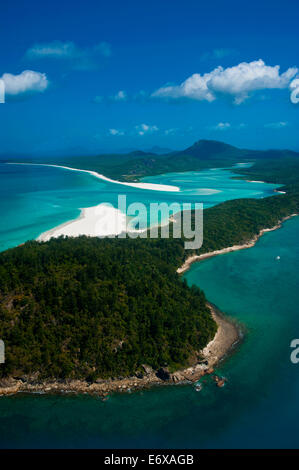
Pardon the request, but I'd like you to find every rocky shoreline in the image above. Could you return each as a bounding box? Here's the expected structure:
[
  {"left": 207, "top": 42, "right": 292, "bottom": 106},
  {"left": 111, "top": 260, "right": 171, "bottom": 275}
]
[{"left": 0, "top": 303, "right": 241, "bottom": 397}]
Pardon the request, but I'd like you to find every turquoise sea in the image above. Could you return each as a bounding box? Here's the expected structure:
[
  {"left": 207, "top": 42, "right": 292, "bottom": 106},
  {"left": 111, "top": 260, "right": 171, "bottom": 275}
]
[
  {"left": 1, "top": 162, "right": 298, "bottom": 448},
  {"left": 0, "top": 162, "right": 279, "bottom": 252}
]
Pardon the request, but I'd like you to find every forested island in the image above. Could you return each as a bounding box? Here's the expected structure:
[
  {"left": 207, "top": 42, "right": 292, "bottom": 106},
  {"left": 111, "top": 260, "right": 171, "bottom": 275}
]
[
  {"left": 0, "top": 236, "right": 216, "bottom": 382},
  {"left": 1, "top": 141, "right": 299, "bottom": 394}
]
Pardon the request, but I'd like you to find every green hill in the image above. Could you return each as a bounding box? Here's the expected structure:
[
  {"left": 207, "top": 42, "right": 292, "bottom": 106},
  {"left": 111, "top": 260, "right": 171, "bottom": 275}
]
[
  {"left": 173, "top": 139, "right": 246, "bottom": 159},
  {"left": 4, "top": 139, "right": 299, "bottom": 182},
  {"left": 0, "top": 236, "right": 216, "bottom": 381}
]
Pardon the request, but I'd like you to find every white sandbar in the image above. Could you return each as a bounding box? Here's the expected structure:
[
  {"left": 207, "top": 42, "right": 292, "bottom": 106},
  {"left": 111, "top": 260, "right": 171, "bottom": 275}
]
[
  {"left": 8, "top": 163, "right": 180, "bottom": 192},
  {"left": 37, "top": 203, "right": 128, "bottom": 241}
]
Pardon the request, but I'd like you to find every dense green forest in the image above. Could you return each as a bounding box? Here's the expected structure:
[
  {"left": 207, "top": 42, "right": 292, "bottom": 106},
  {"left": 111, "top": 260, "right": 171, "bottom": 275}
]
[
  {"left": 0, "top": 236, "right": 216, "bottom": 381},
  {"left": 1, "top": 185, "right": 298, "bottom": 382},
  {"left": 234, "top": 158, "right": 299, "bottom": 194},
  {"left": 184, "top": 192, "right": 299, "bottom": 259},
  {"left": 1, "top": 151, "right": 299, "bottom": 383}
]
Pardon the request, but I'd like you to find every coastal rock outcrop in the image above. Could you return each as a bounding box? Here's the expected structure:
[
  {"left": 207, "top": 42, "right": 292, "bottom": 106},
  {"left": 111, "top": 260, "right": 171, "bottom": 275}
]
[{"left": 156, "top": 367, "right": 171, "bottom": 381}]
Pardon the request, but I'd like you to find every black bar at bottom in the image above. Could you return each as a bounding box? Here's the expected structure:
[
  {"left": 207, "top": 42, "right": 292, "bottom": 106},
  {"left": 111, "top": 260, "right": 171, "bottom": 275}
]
[{"left": 0, "top": 448, "right": 298, "bottom": 466}]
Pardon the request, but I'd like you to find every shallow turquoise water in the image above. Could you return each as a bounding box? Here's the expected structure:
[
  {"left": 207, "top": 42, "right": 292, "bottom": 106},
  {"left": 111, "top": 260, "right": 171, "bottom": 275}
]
[
  {"left": 0, "top": 163, "right": 279, "bottom": 252},
  {"left": 1, "top": 163, "right": 298, "bottom": 449}
]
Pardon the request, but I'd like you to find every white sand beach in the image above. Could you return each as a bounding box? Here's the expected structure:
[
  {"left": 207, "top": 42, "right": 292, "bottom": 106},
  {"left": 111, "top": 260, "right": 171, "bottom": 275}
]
[
  {"left": 246, "top": 179, "right": 265, "bottom": 183},
  {"left": 37, "top": 203, "right": 129, "bottom": 241},
  {"left": 7, "top": 162, "right": 181, "bottom": 242},
  {"left": 8, "top": 163, "right": 180, "bottom": 192}
]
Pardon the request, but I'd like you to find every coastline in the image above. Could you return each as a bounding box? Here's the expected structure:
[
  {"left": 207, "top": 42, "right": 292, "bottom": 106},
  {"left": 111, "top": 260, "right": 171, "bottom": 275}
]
[
  {"left": 177, "top": 213, "right": 298, "bottom": 274},
  {"left": 37, "top": 203, "right": 129, "bottom": 241},
  {"left": 6, "top": 161, "right": 180, "bottom": 241},
  {"left": 2, "top": 166, "right": 294, "bottom": 397},
  {"left": 0, "top": 304, "right": 240, "bottom": 397},
  {"left": 6, "top": 162, "right": 180, "bottom": 192},
  {"left": 2, "top": 213, "right": 296, "bottom": 398},
  {"left": 37, "top": 202, "right": 174, "bottom": 241}
]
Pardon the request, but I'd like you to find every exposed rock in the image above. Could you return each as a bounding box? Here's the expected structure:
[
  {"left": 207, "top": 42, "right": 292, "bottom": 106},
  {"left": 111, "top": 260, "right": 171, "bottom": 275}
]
[
  {"left": 217, "top": 380, "right": 225, "bottom": 388},
  {"left": 213, "top": 375, "right": 227, "bottom": 388},
  {"left": 198, "top": 360, "right": 209, "bottom": 366},
  {"left": 171, "top": 372, "right": 185, "bottom": 383},
  {"left": 142, "top": 364, "right": 153, "bottom": 375},
  {"left": 156, "top": 367, "right": 171, "bottom": 381},
  {"left": 0, "top": 378, "right": 22, "bottom": 395}
]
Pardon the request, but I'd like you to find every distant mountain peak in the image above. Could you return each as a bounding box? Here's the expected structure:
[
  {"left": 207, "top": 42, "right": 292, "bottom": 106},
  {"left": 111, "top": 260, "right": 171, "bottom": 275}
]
[
  {"left": 176, "top": 139, "right": 240, "bottom": 159},
  {"left": 185, "top": 139, "right": 237, "bottom": 150}
]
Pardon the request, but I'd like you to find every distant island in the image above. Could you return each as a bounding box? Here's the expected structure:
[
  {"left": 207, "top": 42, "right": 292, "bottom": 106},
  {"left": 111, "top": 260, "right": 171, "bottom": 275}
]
[{"left": 3, "top": 139, "right": 299, "bottom": 182}]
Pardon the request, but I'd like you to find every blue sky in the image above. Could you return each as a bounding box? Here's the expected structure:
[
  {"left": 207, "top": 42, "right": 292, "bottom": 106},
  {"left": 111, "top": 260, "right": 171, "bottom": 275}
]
[{"left": 0, "top": 0, "right": 298, "bottom": 155}]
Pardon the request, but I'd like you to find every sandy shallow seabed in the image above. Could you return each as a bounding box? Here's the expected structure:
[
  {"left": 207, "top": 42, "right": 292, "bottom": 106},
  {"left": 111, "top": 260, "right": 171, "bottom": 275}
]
[{"left": 6, "top": 162, "right": 180, "bottom": 240}]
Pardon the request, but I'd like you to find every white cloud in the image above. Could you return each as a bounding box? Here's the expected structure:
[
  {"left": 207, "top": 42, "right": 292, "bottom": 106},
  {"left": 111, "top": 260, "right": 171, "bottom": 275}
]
[
  {"left": 264, "top": 121, "right": 289, "bottom": 129},
  {"left": 111, "top": 90, "right": 127, "bottom": 102},
  {"left": 135, "top": 123, "right": 159, "bottom": 135},
  {"left": 94, "top": 90, "right": 127, "bottom": 103},
  {"left": 26, "top": 41, "right": 76, "bottom": 59},
  {"left": 209, "top": 122, "right": 247, "bottom": 131},
  {"left": 164, "top": 128, "right": 177, "bottom": 135},
  {"left": 1, "top": 70, "right": 49, "bottom": 96},
  {"left": 211, "top": 122, "right": 231, "bottom": 130},
  {"left": 107, "top": 124, "right": 159, "bottom": 137},
  {"left": 152, "top": 60, "right": 298, "bottom": 104},
  {"left": 109, "top": 128, "right": 125, "bottom": 136},
  {"left": 95, "top": 90, "right": 150, "bottom": 104},
  {"left": 25, "top": 40, "right": 111, "bottom": 70}
]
